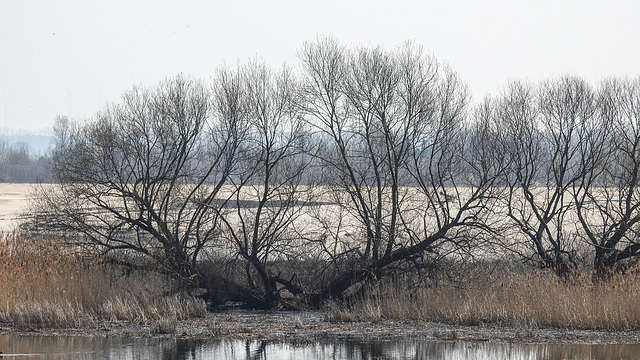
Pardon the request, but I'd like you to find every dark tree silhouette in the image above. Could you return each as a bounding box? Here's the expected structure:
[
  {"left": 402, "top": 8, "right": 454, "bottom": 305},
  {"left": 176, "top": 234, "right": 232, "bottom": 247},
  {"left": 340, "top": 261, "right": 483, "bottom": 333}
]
[
  {"left": 300, "top": 38, "right": 503, "bottom": 302},
  {"left": 29, "top": 76, "right": 247, "bottom": 302}
]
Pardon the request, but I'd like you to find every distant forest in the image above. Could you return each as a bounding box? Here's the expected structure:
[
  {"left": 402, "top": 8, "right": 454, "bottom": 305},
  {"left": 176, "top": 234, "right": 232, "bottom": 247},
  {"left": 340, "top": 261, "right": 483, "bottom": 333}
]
[{"left": 0, "top": 140, "right": 52, "bottom": 182}]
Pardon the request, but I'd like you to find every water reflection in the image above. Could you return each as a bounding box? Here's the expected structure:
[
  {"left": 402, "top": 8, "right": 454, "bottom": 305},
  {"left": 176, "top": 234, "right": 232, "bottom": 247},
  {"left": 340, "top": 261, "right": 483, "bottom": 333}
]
[{"left": 1, "top": 334, "right": 639, "bottom": 359}]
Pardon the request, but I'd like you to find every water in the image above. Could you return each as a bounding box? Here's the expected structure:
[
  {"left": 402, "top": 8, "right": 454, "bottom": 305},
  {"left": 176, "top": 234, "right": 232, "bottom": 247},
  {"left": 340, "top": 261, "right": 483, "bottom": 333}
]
[{"left": 1, "top": 335, "right": 640, "bottom": 360}]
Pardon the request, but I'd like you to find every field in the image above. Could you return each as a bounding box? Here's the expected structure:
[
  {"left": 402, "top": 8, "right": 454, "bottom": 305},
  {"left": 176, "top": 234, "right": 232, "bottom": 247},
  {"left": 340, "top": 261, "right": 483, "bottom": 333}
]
[{"left": 0, "top": 183, "right": 34, "bottom": 232}]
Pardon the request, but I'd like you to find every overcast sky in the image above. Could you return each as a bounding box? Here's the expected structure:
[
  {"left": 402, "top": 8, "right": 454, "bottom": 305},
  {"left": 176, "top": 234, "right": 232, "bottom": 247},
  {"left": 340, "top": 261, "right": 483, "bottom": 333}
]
[{"left": 1, "top": 0, "right": 639, "bottom": 131}]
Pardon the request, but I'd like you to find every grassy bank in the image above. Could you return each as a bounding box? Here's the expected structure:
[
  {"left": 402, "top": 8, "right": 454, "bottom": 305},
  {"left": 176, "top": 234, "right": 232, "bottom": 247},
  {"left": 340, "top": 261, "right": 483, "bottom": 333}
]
[
  {"left": 0, "top": 233, "right": 206, "bottom": 330},
  {"left": 326, "top": 269, "right": 640, "bottom": 331}
]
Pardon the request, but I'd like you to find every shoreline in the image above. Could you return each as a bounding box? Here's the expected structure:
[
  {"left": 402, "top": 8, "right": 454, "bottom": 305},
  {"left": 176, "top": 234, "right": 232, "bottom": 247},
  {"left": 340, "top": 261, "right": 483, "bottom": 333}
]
[{"left": 3, "top": 310, "right": 640, "bottom": 345}]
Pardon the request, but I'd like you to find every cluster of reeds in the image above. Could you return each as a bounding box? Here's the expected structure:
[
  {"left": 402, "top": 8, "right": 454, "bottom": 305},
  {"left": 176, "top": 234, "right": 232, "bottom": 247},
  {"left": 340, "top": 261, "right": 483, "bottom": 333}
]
[
  {"left": 0, "top": 233, "right": 206, "bottom": 330},
  {"left": 326, "top": 268, "right": 640, "bottom": 331}
]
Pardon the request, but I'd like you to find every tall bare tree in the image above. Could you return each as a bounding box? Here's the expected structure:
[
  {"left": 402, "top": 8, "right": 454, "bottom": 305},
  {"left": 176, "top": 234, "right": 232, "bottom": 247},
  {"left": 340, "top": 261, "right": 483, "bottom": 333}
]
[
  {"left": 572, "top": 77, "right": 640, "bottom": 277},
  {"left": 30, "top": 76, "right": 243, "bottom": 298},
  {"left": 496, "top": 77, "right": 599, "bottom": 276},
  {"left": 300, "top": 38, "right": 502, "bottom": 301},
  {"left": 215, "top": 62, "right": 312, "bottom": 309}
]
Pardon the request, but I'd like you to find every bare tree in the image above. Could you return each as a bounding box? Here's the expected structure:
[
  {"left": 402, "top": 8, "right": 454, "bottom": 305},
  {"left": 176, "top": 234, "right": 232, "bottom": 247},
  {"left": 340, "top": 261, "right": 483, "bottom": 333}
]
[
  {"left": 572, "top": 77, "right": 640, "bottom": 277},
  {"left": 401, "top": 58, "right": 507, "bottom": 286},
  {"left": 29, "top": 76, "right": 244, "bottom": 299},
  {"left": 496, "top": 77, "right": 598, "bottom": 277},
  {"left": 300, "top": 38, "right": 502, "bottom": 302},
  {"left": 215, "top": 61, "right": 312, "bottom": 309}
]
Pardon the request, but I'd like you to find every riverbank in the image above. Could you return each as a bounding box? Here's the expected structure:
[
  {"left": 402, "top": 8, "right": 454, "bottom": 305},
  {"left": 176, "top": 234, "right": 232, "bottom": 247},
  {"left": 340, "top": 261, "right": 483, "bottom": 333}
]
[
  {"left": 3, "top": 310, "right": 640, "bottom": 345},
  {"left": 4, "top": 231, "right": 640, "bottom": 344}
]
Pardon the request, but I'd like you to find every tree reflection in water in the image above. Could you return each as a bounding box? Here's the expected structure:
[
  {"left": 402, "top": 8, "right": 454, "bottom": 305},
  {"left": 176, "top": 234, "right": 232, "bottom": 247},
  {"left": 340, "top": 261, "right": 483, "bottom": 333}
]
[{"left": 1, "top": 335, "right": 639, "bottom": 359}]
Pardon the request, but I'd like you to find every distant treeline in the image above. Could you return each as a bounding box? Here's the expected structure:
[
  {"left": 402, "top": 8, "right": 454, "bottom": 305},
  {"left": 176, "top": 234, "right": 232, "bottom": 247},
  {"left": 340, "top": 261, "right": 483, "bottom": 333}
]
[{"left": 0, "top": 141, "right": 52, "bottom": 182}]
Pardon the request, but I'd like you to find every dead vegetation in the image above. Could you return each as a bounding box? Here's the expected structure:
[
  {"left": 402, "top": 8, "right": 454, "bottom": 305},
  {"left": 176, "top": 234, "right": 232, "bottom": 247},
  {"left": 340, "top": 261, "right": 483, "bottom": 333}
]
[
  {"left": 326, "top": 267, "right": 640, "bottom": 331},
  {"left": 4, "top": 230, "right": 640, "bottom": 333},
  {"left": 0, "top": 233, "right": 206, "bottom": 330}
]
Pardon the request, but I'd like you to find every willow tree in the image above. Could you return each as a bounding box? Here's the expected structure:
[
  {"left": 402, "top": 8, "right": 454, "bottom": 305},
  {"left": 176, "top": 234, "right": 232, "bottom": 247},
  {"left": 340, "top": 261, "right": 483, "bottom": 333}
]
[
  {"left": 573, "top": 77, "right": 640, "bottom": 277},
  {"left": 30, "top": 76, "right": 244, "bottom": 299},
  {"left": 215, "top": 61, "right": 314, "bottom": 309},
  {"left": 495, "top": 77, "right": 602, "bottom": 277},
  {"left": 300, "top": 38, "right": 502, "bottom": 302}
]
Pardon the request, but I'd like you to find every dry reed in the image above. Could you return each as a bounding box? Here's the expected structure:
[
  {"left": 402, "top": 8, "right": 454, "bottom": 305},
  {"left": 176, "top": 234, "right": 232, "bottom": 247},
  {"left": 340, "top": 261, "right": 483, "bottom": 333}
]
[
  {"left": 326, "top": 270, "right": 640, "bottom": 331},
  {"left": 0, "top": 233, "right": 206, "bottom": 330}
]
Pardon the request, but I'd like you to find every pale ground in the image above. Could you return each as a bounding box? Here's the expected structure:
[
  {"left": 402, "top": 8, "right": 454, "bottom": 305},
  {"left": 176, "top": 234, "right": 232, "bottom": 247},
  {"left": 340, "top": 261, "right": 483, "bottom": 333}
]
[{"left": 0, "top": 183, "right": 35, "bottom": 233}]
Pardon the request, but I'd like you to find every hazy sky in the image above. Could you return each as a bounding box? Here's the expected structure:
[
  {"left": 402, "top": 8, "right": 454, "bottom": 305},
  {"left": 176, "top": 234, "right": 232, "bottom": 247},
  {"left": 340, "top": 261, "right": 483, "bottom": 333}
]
[{"left": 1, "top": 0, "right": 639, "bottom": 131}]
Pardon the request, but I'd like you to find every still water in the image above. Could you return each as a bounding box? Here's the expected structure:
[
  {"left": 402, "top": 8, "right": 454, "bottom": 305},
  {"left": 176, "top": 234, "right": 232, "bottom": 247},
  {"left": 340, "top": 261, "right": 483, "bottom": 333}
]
[{"left": 1, "top": 335, "right": 639, "bottom": 360}]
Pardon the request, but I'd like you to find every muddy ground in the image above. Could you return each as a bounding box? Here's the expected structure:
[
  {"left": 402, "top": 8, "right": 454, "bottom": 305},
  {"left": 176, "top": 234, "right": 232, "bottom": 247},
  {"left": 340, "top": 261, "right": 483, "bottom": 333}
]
[{"left": 3, "top": 310, "right": 640, "bottom": 345}]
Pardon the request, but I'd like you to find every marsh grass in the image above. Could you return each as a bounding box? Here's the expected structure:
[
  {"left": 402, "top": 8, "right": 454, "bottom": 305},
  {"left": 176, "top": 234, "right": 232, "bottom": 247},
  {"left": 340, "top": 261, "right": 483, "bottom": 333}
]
[
  {"left": 326, "top": 269, "right": 640, "bottom": 331},
  {"left": 0, "top": 233, "right": 206, "bottom": 330},
  {"left": 6, "top": 229, "right": 640, "bottom": 332}
]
